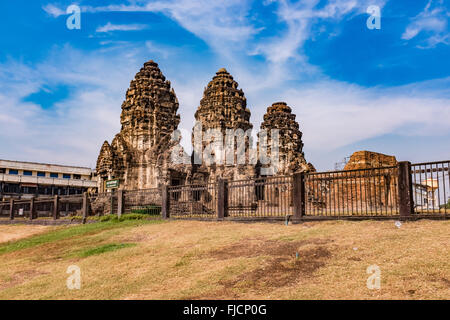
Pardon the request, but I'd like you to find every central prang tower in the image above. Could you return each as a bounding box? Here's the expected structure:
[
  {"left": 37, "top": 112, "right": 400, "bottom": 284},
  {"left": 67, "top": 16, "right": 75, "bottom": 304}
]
[{"left": 191, "top": 68, "right": 255, "bottom": 183}]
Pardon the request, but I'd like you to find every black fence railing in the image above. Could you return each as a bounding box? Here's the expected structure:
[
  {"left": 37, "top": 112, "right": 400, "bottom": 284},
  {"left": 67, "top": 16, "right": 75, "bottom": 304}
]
[
  {"left": 228, "top": 176, "right": 293, "bottom": 218},
  {"left": 123, "top": 188, "right": 161, "bottom": 215},
  {"left": 168, "top": 183, "right": 217, "bottom": 218},
  {"left": 411, "top": 160, "right": 449, "bottom": 216},
  {"left": 1, "top": 160, "right": 448, "bottom": 222},
  {"left": 305, "top": 166, "right": 399, "bottom": 217}
]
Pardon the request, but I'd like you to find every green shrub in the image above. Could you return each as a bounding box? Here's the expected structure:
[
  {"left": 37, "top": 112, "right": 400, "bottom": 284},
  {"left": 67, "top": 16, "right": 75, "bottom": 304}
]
[{"left": 130, "top": 205, "right": 161, "bottom": 216}]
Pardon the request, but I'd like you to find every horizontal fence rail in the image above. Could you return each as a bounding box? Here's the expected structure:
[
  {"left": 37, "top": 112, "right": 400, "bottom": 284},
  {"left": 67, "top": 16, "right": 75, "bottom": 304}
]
[{"left": 411, "top": 160, "right": 449, "bottom": 216}]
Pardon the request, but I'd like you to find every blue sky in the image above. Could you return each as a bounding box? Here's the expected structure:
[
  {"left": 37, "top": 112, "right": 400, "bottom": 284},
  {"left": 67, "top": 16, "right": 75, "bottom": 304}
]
[{"left": 0, "top": 0, "right": 449, "bottom": 170}]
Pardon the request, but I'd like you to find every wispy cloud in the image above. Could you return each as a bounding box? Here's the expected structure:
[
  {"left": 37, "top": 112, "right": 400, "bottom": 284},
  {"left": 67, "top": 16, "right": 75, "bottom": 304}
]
[
  {"left": 80, "top": 0, "right": 259, "bottom": 51},
  {"left": 42, "top": 3, "right": 66, "bottom": 17},
  {"left": 253, "top": 0, "right": 386, "bottom": 64},
  {"left": 0, "top": 45, "right": 141, "bottom": 167},
  {"left": 401, "top": 0, "right": 449, "bottom": 47},
  {"left": 96, "top": 22, "right": 148, "bottom": 33}
]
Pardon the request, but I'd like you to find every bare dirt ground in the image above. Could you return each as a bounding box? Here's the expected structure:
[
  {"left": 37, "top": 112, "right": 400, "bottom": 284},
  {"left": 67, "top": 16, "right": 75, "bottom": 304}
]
[
  {"left": 0, "top": 225, "right": 53, "bottom": 244},
  {"left": 0, "top": 219, "right": 449, "bottom": 299}
]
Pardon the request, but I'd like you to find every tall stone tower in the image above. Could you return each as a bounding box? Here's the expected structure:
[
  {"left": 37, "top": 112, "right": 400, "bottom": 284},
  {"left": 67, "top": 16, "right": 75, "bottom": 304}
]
[
  {"left": 191, "top": 68, "right": 255, "bottom": 183},
  {"left": 96, "top": 60, "right": 182, "bottom": 191},
  {"left": 259, "top": 102, "right": 309, "bottom": 175},
  {"left": 195, "top": 68, "right": 252, "bottom": 133}
]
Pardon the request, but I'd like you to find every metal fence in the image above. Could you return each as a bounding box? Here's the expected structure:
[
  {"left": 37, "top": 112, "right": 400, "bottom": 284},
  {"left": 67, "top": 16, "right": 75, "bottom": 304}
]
[
  {"left": 89, "top": 192, "right": 116, "bottom": 216},
  {"left": 123, "top": 188, "right": 161, "bottom": 215},
  {"left": 0, "top": 199, "right": 33, "bottom": 219},
  {"left": 168, "top": 183, "right": 217, "bottom": 218},
  {"left": 228, "top": 176, "right": 293, "bottom": 218},
  {"left": 0, "top": 195, "right": 84, "bottom": 220},
  {"left": 411, "top": 160, "right": 449, "bottom": 216},
  {"left": 58, "top": 195, "right": 83, "bottom": 217},
  {"left": 1, "top": 160, "right": 449, "bottom": 223},
  {"left": 305, "top": 166, "right": 399, "bottom": 217}
]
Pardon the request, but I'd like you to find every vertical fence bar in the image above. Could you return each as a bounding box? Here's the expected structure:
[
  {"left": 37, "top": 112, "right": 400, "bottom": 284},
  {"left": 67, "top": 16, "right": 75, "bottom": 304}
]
[
  {"left": 398, "top": 161, "right": 414, "bottom": 218},
  {"left": 117, "top": 189, "right": 123, "bottom": 219},
  {"left": 82, "top": 192, "right": 88, "bottom": 224},
  {"left": 442, "top": 162, "right": 447, "bottom": 217},
  {"left": 109, "top": 192, "right": 113, "bottom": 215},
  {"left": 9, "top": 198, "right": 14, "bottom": 220},
  {"left": 29, "top": 197, "right": 35, "bottom": 220},
  {"left": 217, "top": 179, "right": 227, "bottom": 219},
  {"left": 223, "top": 180, "right": 228, "bottom": 218},
  {"left": 162, "top": 185, "right": 170, "bottom": 219},
  {"left": 53, "top": 195, "right": 60, "bottom": 220},
  {"left": 293, "top": 172, "right": 305, "bottom": 220}
]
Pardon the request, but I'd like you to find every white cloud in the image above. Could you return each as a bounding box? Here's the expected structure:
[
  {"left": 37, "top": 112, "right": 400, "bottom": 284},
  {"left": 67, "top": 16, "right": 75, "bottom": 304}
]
[
  {"left": 75, "top": 0, "right": 261, "bottom": 54},
  {"left": 253, "top": 0, "right": 386, "bottom": 64},
  {"left": 0, "top": 45, "right": 141, "bottom": 168},
  {"left": 96, "top": 22, "right": 148, "bottom": 33},
  {"left": 401, "top": 0, "right": 449, "bottom": 47},
  {"left": 279, "top": 80, "right": 450, "bottom": 151},
  {"left": 42, "top": 4, "right": 66, "bottom": 17}
]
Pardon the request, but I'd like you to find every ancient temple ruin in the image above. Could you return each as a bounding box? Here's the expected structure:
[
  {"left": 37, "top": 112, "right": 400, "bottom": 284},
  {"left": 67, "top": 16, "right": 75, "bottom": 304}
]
[
  {"left": 96, "top": 60, "right": 185, "bottom": 192},
  {"left": 190, "top": 68, "right": 256, "bottom": 184},
  {"left": 259, "top": 102, "right": 309, "bottom": 176},
  {"left": 96, "top": 60, "right": 311, "bottom": 191}
]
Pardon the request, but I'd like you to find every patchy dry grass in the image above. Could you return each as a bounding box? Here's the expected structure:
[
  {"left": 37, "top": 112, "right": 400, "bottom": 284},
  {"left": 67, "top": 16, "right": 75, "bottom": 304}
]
[
  {"left": 0, "top": 219, "right": 448, "bottom": 300},
  {"left": 0, "top": 225, "right": 54, "bottom": 244}
]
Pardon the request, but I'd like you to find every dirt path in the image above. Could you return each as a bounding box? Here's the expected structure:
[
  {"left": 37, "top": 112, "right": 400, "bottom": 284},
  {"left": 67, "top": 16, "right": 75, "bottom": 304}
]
[{"left": 0, "top": 225, "right": 52, "bottom": 244}]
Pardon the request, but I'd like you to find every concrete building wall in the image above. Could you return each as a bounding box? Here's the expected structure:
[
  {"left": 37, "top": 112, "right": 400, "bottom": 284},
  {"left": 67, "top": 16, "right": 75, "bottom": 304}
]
[{"left": 0, "top": 159, "right": 97, "bottom": 200}]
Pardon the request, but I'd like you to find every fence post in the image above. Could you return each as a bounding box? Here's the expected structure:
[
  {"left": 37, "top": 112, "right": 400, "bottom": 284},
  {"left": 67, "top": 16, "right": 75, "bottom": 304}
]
[
  {"left": 217, "top": 179, "right": 228, "bottom": 219},
  {"left": 82, "top": 192, "right": 88, "bottom": 224},
  {"left": 9, "top": 198, "right": 14, "bottom": 220},
  {"left": 117, "top": 189, "right": 123, "bottom": 219},
  {"left": 110, "top": 192, "right": 114, "bottom": 215},
  {"left": 397, "top": 161, "right": 414, "bottom": 219},
  {"left": 29, "top": 197, "right": 35, "bottom": 220},
  {"left": 293, "top": 172, "right": 306, "bottom": 221},
  {"left": 53, "top": 195, "right": 60, "bottom": 220},
  {"left": 161, "top": 185, "right": 170, "bottom": 219}
]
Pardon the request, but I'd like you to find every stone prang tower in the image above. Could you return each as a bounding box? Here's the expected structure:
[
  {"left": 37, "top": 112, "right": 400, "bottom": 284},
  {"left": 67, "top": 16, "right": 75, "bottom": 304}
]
[
  {"left": 259, "top": 102, "right": 309, "bottom": 175},
  {"left": 96, "top": 60, "right": 182, "bottom": 191},
  {"left": 191, "top": 68, "right": 256, "bottom": 183}
]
